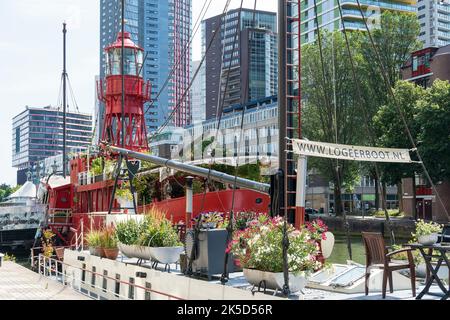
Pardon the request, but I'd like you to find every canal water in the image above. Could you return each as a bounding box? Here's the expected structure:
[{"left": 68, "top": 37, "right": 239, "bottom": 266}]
[{"left": 327, "top": 235, "right": 410, "bottom": 265}]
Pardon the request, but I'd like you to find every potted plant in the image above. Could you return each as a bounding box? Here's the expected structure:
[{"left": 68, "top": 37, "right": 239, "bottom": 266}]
[
  {"left": 233, "top": 211, "right": 263, "bottom": 231},
  {"left": 228, "top": 215, "right": 324, "bottom": 293},
  {"left": 116, "top": 218, "right": 144, "bottom": 258},
  {"left": 412, "top": 219, "right": 443, "bottom": 245},
  {"left": 86, "top": 230, "right": 103, "bottom": 256},
  {"left": 194, "top": 212, "right": 225, "bottom": 229},
  {"left": 137, "top": 211, "right": 184, "bottom": 265},
  {"left": 101, "top": 227, "right": 119, "bottom": 260},
  {"left": 90, "top": 158, "right": 104, "bottom": 183},
  {"left": 116, "top": 183, "right": 134, "bottom": 212}
]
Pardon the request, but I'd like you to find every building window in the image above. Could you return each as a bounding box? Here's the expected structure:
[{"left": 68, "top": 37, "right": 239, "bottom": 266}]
[{"left": 15, "top": 127, "right": 20, "bottom": 153}]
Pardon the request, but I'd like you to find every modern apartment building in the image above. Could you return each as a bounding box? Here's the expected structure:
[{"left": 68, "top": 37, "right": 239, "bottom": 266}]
[
  {"left": 417, "top": 0, "right": 450, "bottom": 48},
  {"left": 300, "top": 0, "right": 417, "bottom": 44},
  {"left": 99, "top": 0, "right": 192, "bottom": 133},
  {"left": 191, "top": 60, "right": 205, "bottom": 124},
  {"left": 201, "top": 9, "right": 278, "bottom": 120},
  {"left": 12, "top": 106, "right": 93, "bottom": 184}
]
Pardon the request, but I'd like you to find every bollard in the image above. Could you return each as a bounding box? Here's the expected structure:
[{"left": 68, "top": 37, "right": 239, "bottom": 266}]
[
  {"left": 185, "top": 176, "right": 194, "bottom": 228},
  {"left": 0, "top": 253, "right": 4, "bottom": 267}
]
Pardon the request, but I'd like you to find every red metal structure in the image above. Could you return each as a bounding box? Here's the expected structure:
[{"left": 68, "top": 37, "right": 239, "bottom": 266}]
[
  {"left": 97, "top": 32, "right": 151, "bottom": 152},
  {"left": 279, "top": 0, "right": 303, "bottom": 228}
]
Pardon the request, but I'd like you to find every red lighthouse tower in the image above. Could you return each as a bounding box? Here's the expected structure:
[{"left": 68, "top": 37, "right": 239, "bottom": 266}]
[{"left": 98, "top": 32, "right": 151, "bottom": 152}]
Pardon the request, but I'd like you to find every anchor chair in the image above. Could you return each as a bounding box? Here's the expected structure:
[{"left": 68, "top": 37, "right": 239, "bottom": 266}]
[{"left": 362, "top": 232, "right": 416, "bottom": 299}]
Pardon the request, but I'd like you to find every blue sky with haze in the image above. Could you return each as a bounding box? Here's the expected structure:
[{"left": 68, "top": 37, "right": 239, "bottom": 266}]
[{"left": 0, "top": 0, "right": 277, "bottom": 185}]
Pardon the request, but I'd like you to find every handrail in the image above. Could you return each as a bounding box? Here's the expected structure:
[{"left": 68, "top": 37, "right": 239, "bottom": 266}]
[{"left": 37, "top": 254, "right": 183, "bottom": 300}]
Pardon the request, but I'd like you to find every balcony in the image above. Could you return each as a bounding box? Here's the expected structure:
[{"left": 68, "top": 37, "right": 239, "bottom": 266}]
[
  {"left": 340, "top": 0, "right": 416, "bottom": 13},
  {"left": 343, "top": 21, "right": 367, "bottom": 29}
]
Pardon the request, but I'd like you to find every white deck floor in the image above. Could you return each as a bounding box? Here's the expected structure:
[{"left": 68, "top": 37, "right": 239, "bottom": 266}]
[{"left": 0, "top": 261, "right": 90, "bottom": 300}]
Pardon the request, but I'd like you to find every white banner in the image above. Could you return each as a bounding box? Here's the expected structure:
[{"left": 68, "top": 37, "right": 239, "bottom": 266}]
[{"left": 291, "top": 139, "right": 412, "bottom": 163}]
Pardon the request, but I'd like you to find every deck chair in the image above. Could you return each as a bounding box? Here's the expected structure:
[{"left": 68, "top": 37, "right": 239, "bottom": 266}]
[{"left": 362, "top": 232, "right": 416, "bottom": 299}]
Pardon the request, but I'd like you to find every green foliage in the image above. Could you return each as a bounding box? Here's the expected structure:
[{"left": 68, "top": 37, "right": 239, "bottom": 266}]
[
  {"left": 90, "top": 157, "right": 103, "bottom": 176},
  {"left": 99, "top": 227, "right": 118, "bottom": 249},
  {"left": 116, "top": 182, "right": 133, "bottom": 201},
  {"left": 137, "top": 214, "right": 182, "bottom": 247},
  {"left": 374, "top": 80, "right": 450, "bottom": 185},
  {"left": 116, "top": 219, "right": 143, "bottom": 245},
  {"left": 412, "top": 219, "right": 443, "bottom": 239},
  {"left": 3, "top": 253, "right": 16, "bottom": 262},
  {"left": 373, "top": 81, "right": 424, "bottom": 185},
  {"left": 86, "top": 230, "right": 102, "bottom": 247},
  {"left": 0, "top": 183, "right": 18, "bottom": 202},
  {"left": 416, "top": 80, "right": 450, "bottom": 182},
  {"left": 133, "top": 172, "right": 160, "bottom": 205},
  {"left": 116, "top": 211, "right": 182, "bottom": 248},
  {"left": 373, "top": 209, "right": 404, "bottom": 218}
]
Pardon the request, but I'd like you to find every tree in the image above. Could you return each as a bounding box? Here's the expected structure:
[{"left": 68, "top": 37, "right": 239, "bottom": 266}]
[
  {"left": 0, "top": 184, "right": 15, "bottom": 202},
  {"left": 302, "top": 30, "right": 364, "bottom": 215},
  {"left": 416, "top": 80, "right": 450, "bottom": 182}
]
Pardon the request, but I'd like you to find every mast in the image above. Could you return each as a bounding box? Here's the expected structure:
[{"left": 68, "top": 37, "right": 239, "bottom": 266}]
[
  {"left": 62, "top": 22, "right": 67, "bottom": 179},
  {"left": 121, "top": 0, "right": 125, "bottom": 148},
  {"left": 277, "top": 0, "right": 303, "bottom": 226}
]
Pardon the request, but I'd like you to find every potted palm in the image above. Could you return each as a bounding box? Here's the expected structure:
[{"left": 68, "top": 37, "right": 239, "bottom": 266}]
[
  {"left": 101, "top": 227, "right": 119, "bottom": 260},
  {"left": 412, "top": 219, "right": 443, "bottom": 245},
  {"left": 228, "top": 216, "right": 324, "bottom": 293},
  {"left": 86, "top": 230, "right": 103, "bottom": 257}
]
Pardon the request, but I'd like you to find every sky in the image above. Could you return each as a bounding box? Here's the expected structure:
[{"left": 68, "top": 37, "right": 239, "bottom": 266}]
[{"left": 0, "top": 0, "right": 278, "bottom": 186}]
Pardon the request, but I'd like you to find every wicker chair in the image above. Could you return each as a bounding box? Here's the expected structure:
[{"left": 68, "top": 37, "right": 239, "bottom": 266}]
[{"left": 362, "top": 232, "right": 416, "bottom": 298}]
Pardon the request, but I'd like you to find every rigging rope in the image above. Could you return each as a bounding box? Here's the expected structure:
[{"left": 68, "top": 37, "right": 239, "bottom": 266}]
[
  {"left": 335, "top": 0, "right": 396, "bottom": 245},
  {"left": 185, "top": 0, "right": 235, "bottom": 276},
  {"left": 220, "top": 0, "right": 259, "bottom": 285},
  {"left": 312, "top": 0, "right": 353, "bottom": 259},
  {"left": 144, "top": 0, "right": 214, "bottom": 127}
]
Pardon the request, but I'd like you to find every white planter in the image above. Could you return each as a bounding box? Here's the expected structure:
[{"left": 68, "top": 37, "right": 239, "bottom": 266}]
[
  {"left": 118, "top": 243, "right": 152, "bottom": 260},
  {"left": 149, "top": 246, "right": 185, "bottom": 264},
  {"left": 418, "top": 233, "right": 438, "bottom": 245},
  {"left": 243, "top": 268, "right": 307, "bottom": 293}
]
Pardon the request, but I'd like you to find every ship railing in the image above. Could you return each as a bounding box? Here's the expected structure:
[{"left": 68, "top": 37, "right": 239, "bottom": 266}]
[
  {"left": 30, "top": 245, "right": 74, "bottom": 270},
  {"left": 70, "top": 222, "right": 84, "bottom": 251},
  {"left": 78, "top": 171, "right": 109, "bottom": 186},
  {"left": 36, "top": 253, "right": 184, "bottom": 300},
  {"left": 47, "top": 208, "right": 73, "bottom": 225}
]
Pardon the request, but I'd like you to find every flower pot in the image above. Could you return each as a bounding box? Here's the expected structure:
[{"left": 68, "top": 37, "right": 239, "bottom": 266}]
[
  {"left": 418, "top": 233, "right": 438, "bottom": 245},
  {"left": 118, "top": 243, "right": 152, "bottom": 260},
  {"left": 201, "top": 222, "right": 217, "bottom": 229},
  {"left": 149, "top": 246, "right": 185, "bottom": 264},
  {"left": 243, "top": 268, "right": 307, "bottom": 293},
  {"left": 90, "top": 247, "right": 103, "bottom": 257},
  {"left": 96, "top": 247, "right": 106, "bottom": 258},
  {"left": 118, "top": 243, "right": 136, "bottom": 258},
  {"left": 103, "top": 248, "right": 119, "bottom": 260}
]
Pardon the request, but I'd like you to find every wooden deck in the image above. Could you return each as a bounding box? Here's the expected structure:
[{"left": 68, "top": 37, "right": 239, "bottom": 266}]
[{"left": 0, "top": 261, "right": 90, "bottom": 300}]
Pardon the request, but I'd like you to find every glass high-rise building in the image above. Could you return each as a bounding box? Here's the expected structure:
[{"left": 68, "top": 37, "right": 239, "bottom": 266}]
[
  {"left": 12, "top": 106, "right": 93, "bottom": 184},
  {"left": 201, "top": 9, "right": 278, "bottom": 120},
  {"left": 300, "top": 0, "right": 417, "bottom": 44},
  {"left": 99, "top": 0, "right": 192, "bottom": 134}
]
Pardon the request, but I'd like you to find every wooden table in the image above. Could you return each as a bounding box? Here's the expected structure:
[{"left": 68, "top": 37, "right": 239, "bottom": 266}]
[{"left": 408, "top": 243, "right": 450, "bottom": 300}]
